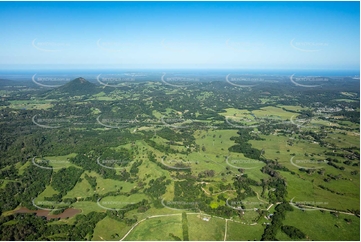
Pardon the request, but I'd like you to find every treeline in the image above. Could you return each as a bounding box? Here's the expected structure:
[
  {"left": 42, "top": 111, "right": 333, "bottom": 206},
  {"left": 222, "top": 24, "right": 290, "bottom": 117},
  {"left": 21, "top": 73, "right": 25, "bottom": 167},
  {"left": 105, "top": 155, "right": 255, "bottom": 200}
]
[
  {"left": 106, "top": 199, "right": 150, "bottom": 225},
  {"left": 233, "top": 175, "right": 258, "bottom": 200},
  {"left": 144, "top": 176, "right": 171, "bottom": 208},
  {"left": 299, "top": 130, "right": 327, "bottom": 144},
  {"left": 130, "top": 160, "right": 142, "bottom": 176},
  {"left": 144, "top": 138, "right": 187, "bottom": 155},
  {"left": 84, "top": 173, "right": 97, "bottom": 190},
  {"left": 147, "top": 151, "right": 190, "bottom": 172},
  {"left": 260, "top": 162, "right": 288, "bottom": 204},
  {"left": 173, "top": 180, "right": 203, "bottom": 206},
  {"left": 228, "top": 129, "right": 264, "bottom": 160},
  {"left": 0, "top": 181, "right": 23, "bottom": 213},
  {"left": 0, "top": 213, "right": 48, "bottom": 240},
  {"left": 281, "top": 225, "right": 306, "bottom": 239},
  {"left": 0, "top": 211, "right": 106, "bottom": 240},
  {"left": 70, "top": 150, "right": 132, "bottom": 181},
  {"left": 335, "top": 110, "right": 360, "bottom": 124},
  {"left": 182, "top": 212, "right": 189, "bottom": 241},
  {"left": 326, "top": 161, "right": 345, "bottom": 171},
  {"left": 257, "top": 122, "right": 298, "bottom": 136},
  {"left": 156, "top": 127, "right": 196, "bottom": 145},
  {"left": 172, "top": 179, "right": 238, "bottom": 218},
  {"left": 0, "top": 164, "right": 18, "bottom": 180},
  {"left": 0, "top": 104, "right": 142, "bottom": 169},
  {"left": 260, "top": 159, "right": 294, "bottom": 240},
  {"left": 51, "top": 167, "right": 83, "bottom": 195},
  {"left": 21, "top": 164, "right": 53, "bottom": 209},
  {"left": 0, "top": 163, "right": 53, "bottom": 213},
  {"left": 261, "top": 203, "right": 294, "bottom": 240}
]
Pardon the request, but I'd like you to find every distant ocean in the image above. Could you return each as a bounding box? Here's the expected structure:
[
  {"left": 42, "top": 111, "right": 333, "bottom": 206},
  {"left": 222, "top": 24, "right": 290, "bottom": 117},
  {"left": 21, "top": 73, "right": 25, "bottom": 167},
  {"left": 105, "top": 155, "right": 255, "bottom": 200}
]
[{"left": 0, "top": 69, "right": 359, "bottom": 81}]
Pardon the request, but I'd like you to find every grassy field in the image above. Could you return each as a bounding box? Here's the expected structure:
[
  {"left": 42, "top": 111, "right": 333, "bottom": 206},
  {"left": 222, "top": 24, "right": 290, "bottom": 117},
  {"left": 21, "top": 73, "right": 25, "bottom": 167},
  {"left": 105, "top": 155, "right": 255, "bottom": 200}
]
[
  {"left": 250, "top": 134, "right": 328, "bottom": 165},
  {"left": 187, "top": 214, "right": 225, "bottom": 240},
  {"left": 277, "top": 208, "right": 360, "bottom": 241},
  {"left": 278, "top": 105, "right": 308, "bottom": 112},
  {"left": 325, "top": 132, "right": 360, "bottom": 147},
  {"left": 279, "top": 169, "right": 359, "bottom": 212},
  {"left": 219, "top": 108, "right": 253, "bottom": 118},
  {"left": 42, "top": 153, "right": 79, "bottom": 171},
  {"left": 115, "top": 140, "right": 173, "bottom": 186},
  {"left": 70, "top": 201, "right": 104, "bottom": 214},
  {"left": 226, "top": 221, "right": 264, "bottom": 241},
  {"left": 63, "top": 175, "right": 94, "bottom": 199},
  {"left": 36, "top": 185, "right": 60, "bottom": 201},
  {"left": 8, "top": 99, "right": 54, "bottom": 110},
  {"left": 218, "top": 105, "right": 359, "bottom": 229},
  {"left": 63, "top": 170, "right": 137, "bottom": 199},
  {"left": 47, "top": 215, "right": 78, "bottom": 226},
  {"left": 252, "top": 106, "right": 298, "bottom": 120},
  {"left": 89, "top": 171, "right": 135, "bottom": 194},
  {"left": 92, "top": 216, "right": 131, "bottom": 241},
  {"left": 124, "top": 214, "right": 183, "bottom": 241}
]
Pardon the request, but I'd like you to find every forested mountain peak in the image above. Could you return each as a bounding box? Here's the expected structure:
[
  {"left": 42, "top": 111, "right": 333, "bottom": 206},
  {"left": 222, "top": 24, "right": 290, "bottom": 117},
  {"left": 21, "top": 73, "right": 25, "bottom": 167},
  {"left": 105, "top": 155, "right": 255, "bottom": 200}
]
[
  {"left": 66, "top": 77, "right": 91, "bottom": 85},
  {"left": 55, "top": 77, "right": 98, "bottom": 95}
]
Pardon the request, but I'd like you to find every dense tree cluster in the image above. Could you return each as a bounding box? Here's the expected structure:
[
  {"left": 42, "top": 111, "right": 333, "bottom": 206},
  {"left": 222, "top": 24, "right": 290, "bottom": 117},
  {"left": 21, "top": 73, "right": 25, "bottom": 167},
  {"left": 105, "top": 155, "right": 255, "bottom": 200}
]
[
  {"left": 51, "top": 167, "right": 83, "bottom": 195},
  {"left": 281, "top": 225, "right": 306, "bottom": 239},
  {"left": 144, "top": 176, "right": 171, "bottom": 208},
  {"left": 228, "top": 129, "right": 264, "bottom": 159},
  {"left": 261, "top": 203, "right": 293, "bottom": 240},
  {"left": 84, "top": 173, "right": 97, "bottom": 190}
]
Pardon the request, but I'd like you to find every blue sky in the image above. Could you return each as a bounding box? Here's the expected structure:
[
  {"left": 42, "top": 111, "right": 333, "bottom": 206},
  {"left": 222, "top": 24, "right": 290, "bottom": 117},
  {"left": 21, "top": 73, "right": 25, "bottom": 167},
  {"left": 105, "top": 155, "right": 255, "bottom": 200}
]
[{"left": 0, "top": 1, "right": 359, "bottom": 70}]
